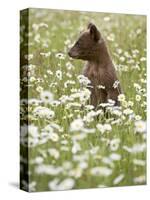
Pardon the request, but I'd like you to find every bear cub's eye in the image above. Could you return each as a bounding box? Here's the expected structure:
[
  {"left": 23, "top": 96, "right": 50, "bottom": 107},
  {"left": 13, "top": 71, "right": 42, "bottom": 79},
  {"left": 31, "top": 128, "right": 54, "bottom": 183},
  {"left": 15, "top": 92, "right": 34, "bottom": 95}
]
[
  {"left": 75, "top": 41, "right": 81, "bottom": 47},
  {"left": 75, "top": 41, "right": 80, "bottom": 46}
]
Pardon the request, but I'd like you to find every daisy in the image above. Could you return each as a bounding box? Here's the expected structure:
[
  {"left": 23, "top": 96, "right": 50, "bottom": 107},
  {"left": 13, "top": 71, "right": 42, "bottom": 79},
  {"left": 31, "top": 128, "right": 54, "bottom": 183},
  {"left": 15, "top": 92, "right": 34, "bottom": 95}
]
[
  {"left": 24, "top": 54, "right": 33, "bottom": 60},
  {"left": 48, "top": 148, "right": 60, "bottom": 159},
  {"left": 48, "top": 178, "right": 75, "bottom": 191},
  {"left": 90, "top": 167, "right": 112, "bottom": 177},
  {"left": 118, "top": 94, "right": 125, "bottom": 102},
  {"left": 113, "top": 174, "right": 124, "bottom": 185},
  {"left": 135, "top": 120, "right": 146, "bottom": 133},
  {"left": 133, "top": 175, "right": 146, "bottom": 184},
  {"left": 55, "top": 52, "right": 65, "bottom": 59},
  {"left": 123, "top": 108, "right": 133, "bottom": 115},
  {"left": 133, "top": 159, "right": 145, "bottom": 166},
  {"left": 70, "top": 119, "right": 84, "bottom": 132},
  {"left": 97, "top": 85, "right": 105, "bottom": 89},
  {"left": 109, "top": 138, "right": 120, "bottom": 151},
  {"left": 36, "top": 86, "right": 43, "bottom": 93},
  {"left": 135, "top": 95, "right": 141, "bottom": 102},
  {"left": 109, "top": 153, "right": 121, "bottom": 161},
  {"left": 103, "top": 16, "right": 110, "bottom": 21},
  {"left": 28, "top": 181, "right": 37, "bottom": 192},
  {"left": 56, "top": 70, "right": 62, "bottom": 80},
  {"left": 49, "top": 133, "right": 59, "bottom": 142},
  {"left": 35, "top": 165, "right": 62, "bottom": 175},
  {"left": 40, "top": 90, "right": 54, "bottom": 104},
  {"left": 33, "top": 106, "right": 55, "bottom": 119},
  {"left": 77, "top": 75, "right": 91, "bottom": 86}
]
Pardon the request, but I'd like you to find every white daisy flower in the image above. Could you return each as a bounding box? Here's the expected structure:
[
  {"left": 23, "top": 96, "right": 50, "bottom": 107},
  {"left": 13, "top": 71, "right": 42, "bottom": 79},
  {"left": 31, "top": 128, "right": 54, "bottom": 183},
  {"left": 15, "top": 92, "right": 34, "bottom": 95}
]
[
  {"left": 135, "top": 120, "right": 146, "bottom": 133},
  {"left": 103, "top": 16, "right": 110, "bottom": 21},
  {"left": 118, "top": 94, "right": 125, "bottom": 102},
  {"left": 72, "top": 142, "right": 81, "bottom": 154},
  {"left": 24, "top": 54, "right": 33, "bottom": 60},
  {"left": 49, "top": 132, "right": 59, "bottom": 142},
  {"left": 40, "top": 90, "right": 54, "bottom": 104},
  {"left": 28, "top": 181, "right": 37, "bottom": 192},
  {"left": 109, "top": 138, "right": 120, "bottom": 151},
  {"left": 36, "top": 86, "right": 43, "bottom": 93},
  {"left": 97, "top": 85, "right": 105, "bottom": 89},
  {"left": 113, "top": 174, "right": 124, "bottom": 185},
  {"left": 123, "top": 108, "right": 133, "bottom": 115},
  {"left": 133, "top": 159, "right": 145, "bottom": 166},
  {"left": 33, "top": 106, "right": 55, "bottom": 119},
  {"left": 56, "top": 70, "right": 62, "bottom": 80},
  {"left": 35, "top": 165, "right": 62, "bottom": 175},
  {"left": 135, "top": 95, "right": 141, "bottom": 102},
  {"left": 55, "top": 52, "right": 65, "bottom": 59},
  {"left": 70, "top": 119, "right": 84, "bottom": 132},
  {"left": 110, "top": 153, "right": 121, "bottom": 161},
  {"left": 48, "top": 148, "right": 60, "bottom": 159},
  {"left": 77, "top": 75, "right": 91, "bottom": 86},
  {"left": 96, "top": 124, "right": 112, "bottom": 134},
  {"left": 113, "top": 80, "right": 120, "bottom": 88},
  {"left": 48, "top": 178, "right": 75, "bottom": 191},
  {"left": 133, "top": 175, "right": 146, "bottom": 184},
  {"left": 90, "top": 167, "right": 112, "bottom": 177}
]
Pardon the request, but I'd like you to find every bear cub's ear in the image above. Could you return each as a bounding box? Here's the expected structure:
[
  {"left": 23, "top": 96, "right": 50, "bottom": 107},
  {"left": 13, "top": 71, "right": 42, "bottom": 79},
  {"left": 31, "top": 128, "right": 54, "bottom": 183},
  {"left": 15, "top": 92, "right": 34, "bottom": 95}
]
[{"left": 87, "top": 23, "right": 101, "bottom": 42}]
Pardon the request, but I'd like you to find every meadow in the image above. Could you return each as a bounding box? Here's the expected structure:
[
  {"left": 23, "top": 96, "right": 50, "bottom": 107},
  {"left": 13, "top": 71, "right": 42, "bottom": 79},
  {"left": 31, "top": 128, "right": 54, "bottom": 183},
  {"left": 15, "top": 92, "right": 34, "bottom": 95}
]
[{"left": 20, "top": 8, "right": 146, "bottom": 192}]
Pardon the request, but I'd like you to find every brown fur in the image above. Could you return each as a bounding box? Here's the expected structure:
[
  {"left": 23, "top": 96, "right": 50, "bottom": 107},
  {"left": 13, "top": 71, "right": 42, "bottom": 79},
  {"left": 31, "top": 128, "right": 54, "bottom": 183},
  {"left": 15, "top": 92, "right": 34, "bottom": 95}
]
[{"left": 68, "top": 23, "right": 122, "bottom": 108}]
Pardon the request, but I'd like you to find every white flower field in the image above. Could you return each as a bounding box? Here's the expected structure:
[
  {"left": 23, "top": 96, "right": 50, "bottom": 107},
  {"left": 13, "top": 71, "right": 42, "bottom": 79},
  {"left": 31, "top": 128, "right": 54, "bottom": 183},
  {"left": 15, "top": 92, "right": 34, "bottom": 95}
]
[{"left": 20, "top": 9, "right": 146, "bottom": 192}]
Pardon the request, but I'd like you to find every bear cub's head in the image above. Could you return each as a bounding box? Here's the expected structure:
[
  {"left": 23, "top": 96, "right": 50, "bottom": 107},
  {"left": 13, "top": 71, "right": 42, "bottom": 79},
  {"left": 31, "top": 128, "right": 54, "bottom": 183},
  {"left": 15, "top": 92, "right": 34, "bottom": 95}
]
[{"left": 68, "top": 23, "right": 103, "bottom": 61}]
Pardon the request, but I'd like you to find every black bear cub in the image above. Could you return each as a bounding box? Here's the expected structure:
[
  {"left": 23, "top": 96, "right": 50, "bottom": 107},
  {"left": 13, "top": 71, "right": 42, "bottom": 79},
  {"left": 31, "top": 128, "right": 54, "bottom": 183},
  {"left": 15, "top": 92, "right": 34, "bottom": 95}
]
[{"left": 68, "top": 23, "right": 122, "bottom": 108}]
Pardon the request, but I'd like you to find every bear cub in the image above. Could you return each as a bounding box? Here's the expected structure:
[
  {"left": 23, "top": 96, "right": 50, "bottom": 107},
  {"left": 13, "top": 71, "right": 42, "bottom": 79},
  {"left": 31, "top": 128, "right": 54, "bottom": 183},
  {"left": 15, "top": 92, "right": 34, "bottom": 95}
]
[{"left": 68, "top": 23, "right": 122, "bottom": 108}]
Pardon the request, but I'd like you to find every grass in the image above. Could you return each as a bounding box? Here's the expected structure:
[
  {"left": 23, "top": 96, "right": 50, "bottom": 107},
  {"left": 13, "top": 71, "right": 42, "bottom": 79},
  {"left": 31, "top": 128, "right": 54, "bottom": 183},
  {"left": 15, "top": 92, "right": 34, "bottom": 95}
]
[{"left": 20, "top": 8, "right": 146, "bottom": 192}]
